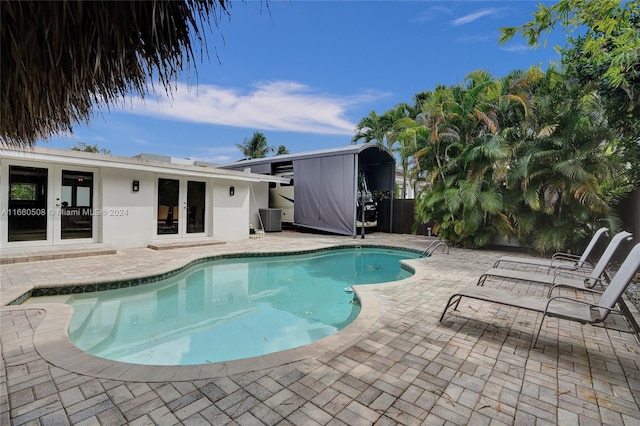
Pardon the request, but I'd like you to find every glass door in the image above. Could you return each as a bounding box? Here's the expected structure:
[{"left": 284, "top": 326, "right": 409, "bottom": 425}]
[
  {"left": 53, "top": 167, "right": 97, "bottom": 243},
  {"left": 186, "top": 181, "right": 205, "bottom": 234},
  {"left": 157, "top": 178, "right": 180, "bottom": 235},
  {"left": 60, "top": 170, "right": 94, "bottom": 239},
  {"left": 7, "top": 166, "right": 48, "bottom": 242},
  {"left": 157, "top": 178, "right": 206, "bottom": 236},
  {"left": 6, "top": 165, "right": 97, "bottom": 244}
]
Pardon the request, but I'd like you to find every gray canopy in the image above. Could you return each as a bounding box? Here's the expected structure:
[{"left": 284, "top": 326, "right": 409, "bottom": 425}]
[{"left": 220, "top": 144, "right": 396, "bottom": 236}]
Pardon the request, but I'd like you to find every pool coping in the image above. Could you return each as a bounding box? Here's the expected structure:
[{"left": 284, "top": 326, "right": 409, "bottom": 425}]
[
  {"left": 6, "top": 284, "right": 385, "bottom": 382},
  {"left": 5, "top": 246, "right": 426, "bottom": 382},
  {"left": 7, "top": 244, "right": 421, "bottom": 305}
]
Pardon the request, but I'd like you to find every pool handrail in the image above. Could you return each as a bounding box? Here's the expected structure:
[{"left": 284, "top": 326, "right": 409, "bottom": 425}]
[{"left": 420, "top": 240, "right": 449, "bottom": 257}]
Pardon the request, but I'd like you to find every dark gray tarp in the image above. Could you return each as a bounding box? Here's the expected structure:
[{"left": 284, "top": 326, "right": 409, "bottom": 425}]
[
  {"left": 293, "top": 154, "right": 355, "bottom": 235},
  {"left": 219, "top": 144, "right": 395, "bottom": 236}
]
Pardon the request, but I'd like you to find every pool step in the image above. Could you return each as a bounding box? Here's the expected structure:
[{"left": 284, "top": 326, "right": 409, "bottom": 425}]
[
  {"left": 71, "top": 300, "right": 121, "bottom": 352},
  {"left": 0, "top": 247, "right": 117, "bottom": 265},
  {"left": 148, "top": 240, "right": 226, "bottom": 250},
  {"left": 67, "top": 298, "right": 99, "bottom": 336}
]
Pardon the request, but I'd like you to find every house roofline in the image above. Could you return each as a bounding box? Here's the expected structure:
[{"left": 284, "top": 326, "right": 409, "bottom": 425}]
[{"left": 0, "top": 146, "right": 288, "bottom": 184}]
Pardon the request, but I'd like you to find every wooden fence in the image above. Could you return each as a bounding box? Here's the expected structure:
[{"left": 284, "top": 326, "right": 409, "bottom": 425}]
[
  {"left": 619, "top": 189, "right": 640, "bottom": 240},
  {"left": 379, "top": 189, "right": 640, "bottom": 241},
  {"left": 377, "top": 199, "right": 433, "bottom": 235}
]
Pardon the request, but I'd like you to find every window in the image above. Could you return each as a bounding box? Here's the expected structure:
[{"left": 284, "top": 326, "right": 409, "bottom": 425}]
[{"left": 10, "top": 183, "right": 37, "bottom": 201}]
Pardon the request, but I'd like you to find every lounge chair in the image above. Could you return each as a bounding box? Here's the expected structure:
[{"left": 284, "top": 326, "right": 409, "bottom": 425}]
[
  {"left": 439, "top": 243, "right": 640, "bottom": 346},
  {"left": 493, "top": 227, "right": 608, "bottom": 271},
  {"left": 477, "top": 231, "right": 632, "bottom": 296}
]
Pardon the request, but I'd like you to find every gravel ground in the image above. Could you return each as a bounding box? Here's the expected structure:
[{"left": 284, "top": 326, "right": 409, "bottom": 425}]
[{"left": 628, "top": 274, "right": 640, "bottom": 311}]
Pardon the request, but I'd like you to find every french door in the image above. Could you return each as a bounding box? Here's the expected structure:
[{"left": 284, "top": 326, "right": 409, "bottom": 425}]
[
  {"left": 55, "top": 169, "right": 96, "bottom": 241},
  {"left": 6, "top": 164, "right": 98, "bottom": 244},
  {"left": 157, "top": 178, "right": 206, "bottom": 237},
  {"left": 7, "top": 165, "right": 48, "bottom": 242}
]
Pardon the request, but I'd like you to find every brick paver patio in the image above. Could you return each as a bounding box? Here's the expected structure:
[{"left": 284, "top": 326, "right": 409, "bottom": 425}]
[{"left": 1, "top": 232, "right": 639, "bottom": 425}]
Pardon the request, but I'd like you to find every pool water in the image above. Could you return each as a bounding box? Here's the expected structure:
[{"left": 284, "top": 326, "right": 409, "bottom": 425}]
[{"left": 64, "top": 247, "right": 418, "bottom": 365}]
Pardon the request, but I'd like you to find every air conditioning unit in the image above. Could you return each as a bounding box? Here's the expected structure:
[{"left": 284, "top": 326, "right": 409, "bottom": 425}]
[{"left": 259, "top": 208, "right": 282, "bottom": 232}]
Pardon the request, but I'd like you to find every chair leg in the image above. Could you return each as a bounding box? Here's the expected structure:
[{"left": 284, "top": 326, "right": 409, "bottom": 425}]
[
  {"left": 532, "top": 315, "right": 546, "bottom": 348},
  {"left": 477, "top": 274, "right": 488, "bottom": 286},
  {"left": 440, "top": 295, "right": 462, "bottom": 322},
  {"left": 546, "top": 286, "right": 554, "bottom": 298},
  {"left": 616, "top": 300, "right": 640, "bottom": 345}
]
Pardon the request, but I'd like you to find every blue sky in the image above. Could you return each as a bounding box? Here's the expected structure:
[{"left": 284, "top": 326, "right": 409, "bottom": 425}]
[{"left": 40, "top": 1, "right": 567, "bottom": 164}]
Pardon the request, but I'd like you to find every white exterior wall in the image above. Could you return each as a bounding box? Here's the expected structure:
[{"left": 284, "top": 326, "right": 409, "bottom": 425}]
[
  {"left": 211, "top": 179, "right": 252, "bottom": 241},
  {"left": 0, "top": 149, "right": 277, "bottom": 251},
  {"left": 101, "top": 173, "right": 271, "bottom": 246},
  {"left": 100, "top": 168, "right": 155, "bottom": 248},
  {"left": 249, "top": 182, "right": 269, "bottom": 230}
]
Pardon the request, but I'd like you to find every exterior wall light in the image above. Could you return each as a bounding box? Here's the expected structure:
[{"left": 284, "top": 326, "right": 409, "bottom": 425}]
[
  {"left": 229, "top": 186, "right": 235, "bottom": 196},
  {"left": 132, "top": 180, "right": 140, "bottom": 192}
]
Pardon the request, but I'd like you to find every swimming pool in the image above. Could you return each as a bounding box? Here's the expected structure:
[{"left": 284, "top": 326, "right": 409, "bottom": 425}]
[{"left": 61, "top": 246, "right": 419, "bottom": 365}]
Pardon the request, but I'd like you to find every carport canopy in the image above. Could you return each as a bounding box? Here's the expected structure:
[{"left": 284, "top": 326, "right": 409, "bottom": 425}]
[{"left": 220, "top": 143, "right": 395, "bottom": 236}]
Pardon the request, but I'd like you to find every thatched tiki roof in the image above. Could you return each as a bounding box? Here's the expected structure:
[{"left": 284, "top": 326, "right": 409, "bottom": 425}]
[{"left": 1, "top": 0, "right": 231, "bottom": 147}]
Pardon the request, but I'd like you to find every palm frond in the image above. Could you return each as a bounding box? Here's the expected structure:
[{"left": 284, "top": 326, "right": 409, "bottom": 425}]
[
  {"left": 1, "top": 0, "right": 232, "bottom": 146},
  {"left": 478, "top": 187, "right": 504, "bottom": 213},
  {"left": 459, "top": 180, "right": 480, "bottom": 207},
  {"left": 444, "top": 187, "right": 462, "bottom": 211},
  {"left": 537, "top": 123, "right": 559, "bottom": 138},
  {"left": 553, "top": 160, "right": 591, "bottom": 182}
]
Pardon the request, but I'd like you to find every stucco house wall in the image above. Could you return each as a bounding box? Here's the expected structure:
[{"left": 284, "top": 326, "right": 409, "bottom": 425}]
[
  {"left": 99, "top": 167, "right": 156, "bottom": 248},
  {"left": 0, "top": 148, "right": 284, "bottom": 252}
]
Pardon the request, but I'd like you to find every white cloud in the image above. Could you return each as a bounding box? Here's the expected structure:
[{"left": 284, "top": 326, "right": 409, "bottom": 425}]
[
  {"left": 131, "top": 138, "right": 150, "bottom": 145},
  {"left": 451, "top": 9, "right": 499, "bottom": 26},
  {"left": 499, "top": 43, "right": 532, "bottom": 52},
  {"left": 410, "top": 6, "right": 452, "bottom": 23},
  {"left": 119, "top": 81, "right": 386, "bottom": 136},
  {"left": 190, "top": 146, "right": 239, "bottom": 164},
  {"left": 456, "top": 33, "right": 494, "bottom": 43}
]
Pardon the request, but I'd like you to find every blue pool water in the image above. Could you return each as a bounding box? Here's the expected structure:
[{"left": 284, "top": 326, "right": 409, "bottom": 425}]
[{"left": 65, "top": 247, "right": 419, "bottom": 365}]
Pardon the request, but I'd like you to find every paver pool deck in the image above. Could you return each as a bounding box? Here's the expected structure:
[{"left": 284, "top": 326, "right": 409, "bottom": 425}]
[{"left": 1, "top": 231, "right": 639, "bottom": 425}]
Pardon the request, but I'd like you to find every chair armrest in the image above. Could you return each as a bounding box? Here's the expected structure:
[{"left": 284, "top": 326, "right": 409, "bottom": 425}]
[
  {"left": 550, "top": 265, "right": 596, "bottom": 282},
  {"left": 553, "top": 268, "right": 594, "bottom": 280},
  {"left": 552, "top": 270, "right": 604, "bottom": 289},
  {"left": 550, "top": 255, "right": 593, "bottom": 268},
  {"left": 551, "top": 264, "right": 594, "bottom": 274},
  {"left": 551, "top": 252, "right": 581, "bottom": 261},
  {"left": 547, "top": 283, "right": 603, "bottom": 297}
]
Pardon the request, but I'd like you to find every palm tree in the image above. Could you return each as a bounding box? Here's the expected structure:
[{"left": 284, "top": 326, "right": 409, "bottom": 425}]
[
  {"left": 392, "top": 112, "right": 430, "bottom": 199},
  {"left": 236, "top": 132, "right": 273, "bottom": 160},
  {"left": 504, "top": 67, "right": 626, "bottom": 252},
  {"left": 275, "top": 145, "right": 289, "bottom": 155},
  {"left": 446, "top": 70, "right": 500, "bottom": 145},
  {"left": 413, "top": 71, "right": 506, "bottom": 246},
  {"left": 352, "top": 111, "right": 392, "bottom": 147},
  {"left": 412, "top": 66, "right": 627, "bottom": 251},
  {"left": 353, "top": 104, "right": 418, "bottom": 199},
  {"left": 394, "top": 126, "right": 416, "bottom": 199},
  {"left": 1, "top": 1, "right": 232, "bottom": 146}
]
